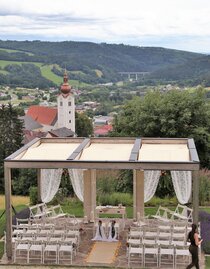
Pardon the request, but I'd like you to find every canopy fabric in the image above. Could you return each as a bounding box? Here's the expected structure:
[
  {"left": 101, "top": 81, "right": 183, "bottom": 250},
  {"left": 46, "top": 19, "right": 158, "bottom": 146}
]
[
  {"left": 19, "top": 143, "right": 80, "bottom": 160},
  {"left": 79, "top": 143, "right": 133, "bottom": 161},
  {"left": 13, "top": 138, "right": 193, "bottom": 163},
  {"left": 138, "top": 144, "right": 189, "bottom": 161}
]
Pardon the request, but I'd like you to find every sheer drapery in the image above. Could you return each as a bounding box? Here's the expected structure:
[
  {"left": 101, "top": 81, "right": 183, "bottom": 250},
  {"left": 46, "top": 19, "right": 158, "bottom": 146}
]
[
  {"left": 41, "top": 169, "right": 63, "bottom": 203},
  {"left": 68, "top": 169, "right": 84, "bottom": 202},
  {"left": 171, "top": 170, "right": 192, "bottom": 204},
  {"left": 144, "top": 170, "right": 161, "bottom": 202}
]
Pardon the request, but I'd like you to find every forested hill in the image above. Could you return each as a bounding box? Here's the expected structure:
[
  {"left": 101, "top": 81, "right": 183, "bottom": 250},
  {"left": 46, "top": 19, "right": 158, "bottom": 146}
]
[{"left": 0, "top": 39, "right": 208, "bottom": 88}]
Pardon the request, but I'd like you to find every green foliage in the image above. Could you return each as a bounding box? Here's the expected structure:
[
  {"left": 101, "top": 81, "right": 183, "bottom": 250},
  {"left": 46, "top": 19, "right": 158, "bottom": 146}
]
[
  {"left": 155, "top": 172, "right": 175, "bottom": 198},
  {"left": 29, "top": 186, "right": 38, "bottom": 205},
  {"left": 0, "top": 241, "right": 4, "bottom": 259},
  {"left": 145, "top": 196, "right": 178, "bottom": 207},
  {"left": 75, "top": 112, "right": 93, "bottom": 137},
  {"left": 113, "top": 89, "right": 210, "bottom": 168},
  {"left": 97, "top": 192, "right": 133, "bottom": 206},
  {"left": 0, "top": 104, "right": 24, "bottom": 193},
  {"left": 12, "top": 169, "right": 37, "bottom": 195},
  {"left": 97, "top": 175, "right": 117, "bottom": 194},
  {"left": 115, "top": 170, "right": 133, "bottom": 193},
  {"left": 0, "top": 40, "right": 207, "bottom": 87},
  {"left": 199, "top": 169, "right": 210, "bottom": 206}
]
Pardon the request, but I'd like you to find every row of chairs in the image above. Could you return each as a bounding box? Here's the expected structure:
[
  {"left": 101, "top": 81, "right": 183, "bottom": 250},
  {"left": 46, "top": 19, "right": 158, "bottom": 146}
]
[
  {"left": 152, "top": 204, "right": 193, "bottom": 222},
  {"left": 14, "top": 239, "right": 75, "bottom": 264},
  {"left": 128, "top": 223, "right": 189, "bottom": 244},
  {"left": 128, "top": 243, "right": 191, "bottom": 268},
  {"left": 29, "top": 203, "right": 66, "bottom": 221}
]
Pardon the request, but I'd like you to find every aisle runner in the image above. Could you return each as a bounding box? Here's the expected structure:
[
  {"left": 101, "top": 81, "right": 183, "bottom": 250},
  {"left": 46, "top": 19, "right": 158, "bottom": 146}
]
[{"left": 86, "top": 241, "right": 120, "bottom": 264}]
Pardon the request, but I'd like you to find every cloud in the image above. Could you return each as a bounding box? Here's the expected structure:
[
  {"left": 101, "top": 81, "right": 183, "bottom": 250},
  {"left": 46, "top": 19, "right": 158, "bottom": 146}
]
[{"left": 0, "top": 0, "right": 210, "bottom": 52}]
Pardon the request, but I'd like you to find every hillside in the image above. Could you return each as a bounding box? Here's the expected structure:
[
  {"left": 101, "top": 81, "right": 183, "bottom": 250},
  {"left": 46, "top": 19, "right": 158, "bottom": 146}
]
[{"left": 0, "top": 40, "right": 208, "bottom": 88}]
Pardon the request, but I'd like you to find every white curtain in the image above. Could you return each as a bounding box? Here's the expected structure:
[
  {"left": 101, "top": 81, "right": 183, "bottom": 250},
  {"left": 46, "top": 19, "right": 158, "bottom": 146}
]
[
  {"left": 68, "top": 169, "right": 84, "bottom": 202},
  {"left": 171, "top": 171, "right": 192, "bottom": 204},
  {"left": 41, "top": 169, "right": 63, "bottom": 203},
  {"left": 144, "top": 170, "right": 161, "bottom": 202}
]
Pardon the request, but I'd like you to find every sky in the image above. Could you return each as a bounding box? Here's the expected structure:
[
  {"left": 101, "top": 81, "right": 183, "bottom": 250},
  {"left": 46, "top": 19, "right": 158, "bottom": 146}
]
[{"left": 0, "top": 0, "right": 210, "bottom": 53}]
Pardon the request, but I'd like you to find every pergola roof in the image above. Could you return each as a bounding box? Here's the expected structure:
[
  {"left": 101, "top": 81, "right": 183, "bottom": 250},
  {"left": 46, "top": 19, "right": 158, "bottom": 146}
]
[{"left": 5, "top": 137, "right": 199, "bottom": 170}]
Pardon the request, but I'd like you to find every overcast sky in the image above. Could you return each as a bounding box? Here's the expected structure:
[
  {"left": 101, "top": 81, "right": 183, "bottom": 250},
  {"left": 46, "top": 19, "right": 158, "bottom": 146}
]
[{"left": 0, "top": 0, "right": 210, "bottom": 53}]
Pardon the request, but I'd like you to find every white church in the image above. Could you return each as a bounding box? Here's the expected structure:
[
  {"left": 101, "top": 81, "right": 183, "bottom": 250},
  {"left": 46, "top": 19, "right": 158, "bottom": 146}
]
[{"left": 23, "top": 71, "right": 76, "bottom": 142}]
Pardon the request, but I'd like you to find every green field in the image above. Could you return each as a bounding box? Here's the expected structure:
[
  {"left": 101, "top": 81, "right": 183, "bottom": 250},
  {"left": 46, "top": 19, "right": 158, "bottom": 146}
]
[
  {"left": 40, "top": 64, "right": 63, "bottom": 85},
  {"left": 0, "top": 70, "right": 8, "bottom": 75},
  {"left": 0, "top": 47, "right": 34, "bottom": 56},
  {"left": 0, "top": 60, "right": 91, "bottom": 87},
  {"left": 0, "top": 60, "right": 42, "bottom": 68}
]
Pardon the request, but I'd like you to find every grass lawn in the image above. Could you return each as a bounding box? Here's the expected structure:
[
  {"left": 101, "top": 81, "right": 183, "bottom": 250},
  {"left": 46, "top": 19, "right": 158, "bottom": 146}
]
[{"left": 206, "top": 256, "right": 210, "bottom": 268}]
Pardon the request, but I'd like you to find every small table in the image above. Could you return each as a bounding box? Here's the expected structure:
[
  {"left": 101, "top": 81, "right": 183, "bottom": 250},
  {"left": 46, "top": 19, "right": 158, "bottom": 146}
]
[{"left": 95, "top": 206, "right": 126, "bottom": 219}]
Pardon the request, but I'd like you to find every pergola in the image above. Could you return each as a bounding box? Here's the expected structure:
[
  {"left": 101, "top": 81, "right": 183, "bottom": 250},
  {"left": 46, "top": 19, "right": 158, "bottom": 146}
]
[{"left": 4, "top": 137, "right": 200, "bottom": 260}]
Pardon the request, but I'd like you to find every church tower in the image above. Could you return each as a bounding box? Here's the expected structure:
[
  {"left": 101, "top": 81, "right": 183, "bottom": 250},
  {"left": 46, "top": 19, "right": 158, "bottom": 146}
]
[{"left": 57, "top": 71, "right": 75, "bottom": 132}]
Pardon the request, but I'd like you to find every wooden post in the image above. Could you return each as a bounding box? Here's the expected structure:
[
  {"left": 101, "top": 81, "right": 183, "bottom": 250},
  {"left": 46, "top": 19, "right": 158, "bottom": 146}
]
[
  {"left": 192, "top": 170, "right": 199, "bottom": 224},
  {"left": 37, "top": 168, "right": 41, "bottom": 203},
  {"left": 133, "top": 170, "right": 144, "bottom": 220},
  {"left": 83, "top": 169, "right": 96, "bottom": 222},
  {"left": 4, "top": 166, "right": 12, "bottom": 260}
]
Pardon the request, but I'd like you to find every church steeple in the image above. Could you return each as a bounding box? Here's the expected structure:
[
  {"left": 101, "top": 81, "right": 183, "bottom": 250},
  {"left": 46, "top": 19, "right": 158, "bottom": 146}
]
[
  {"left": 60, "top": 70, "right": 71, "bottom": 94},
  {"left": 57, "top": 69, "right": 75, "bottom": 132}
]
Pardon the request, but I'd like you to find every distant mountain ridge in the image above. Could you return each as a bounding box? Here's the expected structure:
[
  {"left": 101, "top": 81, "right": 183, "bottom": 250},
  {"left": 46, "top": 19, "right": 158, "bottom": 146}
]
[{"left": 0, "top": 40, "right": 210, "bottom": 87}]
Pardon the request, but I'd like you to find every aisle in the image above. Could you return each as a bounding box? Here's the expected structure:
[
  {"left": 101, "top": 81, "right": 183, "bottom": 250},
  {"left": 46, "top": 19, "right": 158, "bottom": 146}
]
[{"left": 86, "top": 241, "right": 121, "bottom": 265}]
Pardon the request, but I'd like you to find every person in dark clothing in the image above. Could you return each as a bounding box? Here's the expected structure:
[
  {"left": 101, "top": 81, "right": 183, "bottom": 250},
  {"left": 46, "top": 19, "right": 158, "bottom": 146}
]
[{"left": 186, "top": 223, "right": 203, "bottom": 269}]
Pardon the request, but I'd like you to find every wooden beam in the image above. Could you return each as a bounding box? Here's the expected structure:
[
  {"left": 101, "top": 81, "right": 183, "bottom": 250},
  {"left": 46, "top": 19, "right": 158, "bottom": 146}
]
[
  {"left": 4, "top": 160, "right": 200, "bottom": 170},
  {"left": 133, "top": 170, "right": 144, "bottom": 220},
  {"left": 68, "top": 138, "right": 90, "bottom": 160},
  {"left": 37, "top": 169, "right": 41, "bottom": 203},
  {"left": 4, "top": 166, "right": 12, "bottom": 260},
  {"left": 192, "top": 170, "right": 199, "bottom": 224},
  {"left": 129, "top": 138, "right": 141, "bottom": 161},
  {"left": 40, "top": 137, "right": 84, "bottom": 143},
  {"left": 5, "top": 137, "right": 40, "bottom": 160}
]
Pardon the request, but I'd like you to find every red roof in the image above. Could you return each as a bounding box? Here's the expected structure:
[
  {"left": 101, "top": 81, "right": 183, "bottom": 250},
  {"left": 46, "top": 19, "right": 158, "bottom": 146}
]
[
  {"left": 94, "top": 125, "right": 113, "bottom": 136},
  {"left": 27, "top": 106, "right": 57, "bottom": 125}
]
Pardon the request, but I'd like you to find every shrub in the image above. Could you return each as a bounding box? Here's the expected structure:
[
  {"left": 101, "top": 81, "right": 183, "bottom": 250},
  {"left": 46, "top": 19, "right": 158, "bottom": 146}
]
[
  {"left": 145, "top": 196, "right": 178, "bottom": 207},
  {"left": 199, "top": 211, "right": 210, "bottom": 254},
  {"left": 97, "top": 192, "right": 133, "bottom": 206},
  {"left": 199, "top": 169, "right": 210, "bottom": 206},
  {"left": 29, "top": 186, "right": 38, "bottom": 205}
]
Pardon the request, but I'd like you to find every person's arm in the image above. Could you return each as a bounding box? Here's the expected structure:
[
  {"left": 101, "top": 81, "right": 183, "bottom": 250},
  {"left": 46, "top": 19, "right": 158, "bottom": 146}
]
[{"left": 194, "top": 233, "right": 203, "bottom": 246}]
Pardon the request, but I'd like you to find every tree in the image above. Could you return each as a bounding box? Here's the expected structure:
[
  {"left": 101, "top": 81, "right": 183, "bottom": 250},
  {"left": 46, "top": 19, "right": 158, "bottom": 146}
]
[
  {"left": 112, "top": 89, "right": 210, "bottom": 168},
  {"left": 75, "top": 112, "right": 93, "bottom": 137},
  {"left": 0, "top": 104, "right": 24, "bottom": 193}
]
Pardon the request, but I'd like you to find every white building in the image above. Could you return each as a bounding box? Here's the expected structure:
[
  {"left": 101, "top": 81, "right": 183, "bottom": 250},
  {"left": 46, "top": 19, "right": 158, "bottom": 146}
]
[{"left": 57, "top": 71, "right": 75, "bottom": 132}]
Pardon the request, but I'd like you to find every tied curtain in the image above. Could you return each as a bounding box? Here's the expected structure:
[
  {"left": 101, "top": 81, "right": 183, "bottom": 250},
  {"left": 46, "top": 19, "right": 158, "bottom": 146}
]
[
  {"left": 41, "top": 169, "right": 63, "bottom": 203},
  {"left": 68, "top": 169, "right": 84, "bottom": 202},
  {"left": 171, "top": 171, "right": 192, "bottom": 204},
  {"left": 144, "top": 170, "right": 161, "bottom": 202}
]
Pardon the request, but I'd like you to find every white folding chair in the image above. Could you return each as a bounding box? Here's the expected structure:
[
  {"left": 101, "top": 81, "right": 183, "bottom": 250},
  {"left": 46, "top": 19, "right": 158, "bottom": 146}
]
[
  {"left": 14, "top": 239, "right": 30, "bottom": 263},
  {"left": 43, "top": 241, "right": 58, "bottom": 264},
  {"left": 159, "top": 244, "right": 175, "bottom": 268},
  {"left": 144, "top": 243, "right": 159, "bottom": 267},
  {"left": 28, "top": 240, "right": 43, "bottom": 264},
  {"left": 174, "top": 245, "right": 190, "bottom": 268},
  {"left": 58, "top": 241, "right": 74, "bottom": 265},
  {"left": 128, "top": 243, "right": 144, "bottom": 267}
]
